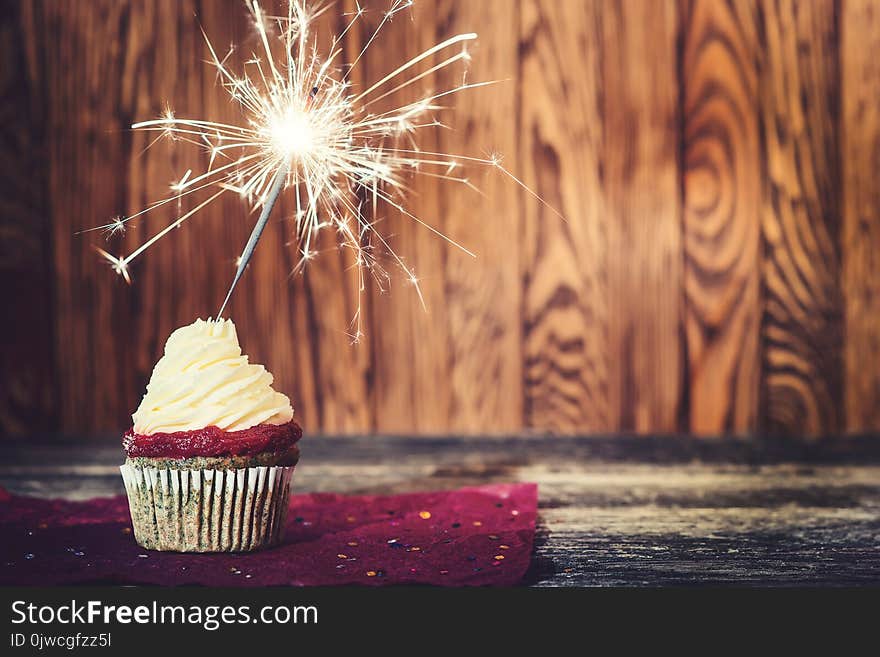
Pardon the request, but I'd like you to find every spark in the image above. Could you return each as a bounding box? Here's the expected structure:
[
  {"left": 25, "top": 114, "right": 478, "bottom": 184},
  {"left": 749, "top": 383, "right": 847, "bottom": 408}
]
[
  {"left": 104, "top": 216, "right": 126, "bottom": 239},
  {"left": 96, "top": 0, "right": 560, "bottom": 336},
  {"left": 94, "top": 247, "right": 131, "bottom": 284}
]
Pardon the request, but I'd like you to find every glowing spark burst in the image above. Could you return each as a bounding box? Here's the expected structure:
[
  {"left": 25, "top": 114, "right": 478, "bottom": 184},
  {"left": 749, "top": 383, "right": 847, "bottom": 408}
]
[{"left": 91, "top": 0, "right": 560, "bottom": 337}]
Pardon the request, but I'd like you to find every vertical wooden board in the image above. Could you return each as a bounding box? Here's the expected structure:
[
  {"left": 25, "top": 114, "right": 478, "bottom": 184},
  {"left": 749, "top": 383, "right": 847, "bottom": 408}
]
[
  {"left": 842, "top": 0, "right": 880, "bottom": 433},
  {"left": 1, "top": 1, "right": 57, "bottom": 436},
  {"left": 36, "top": 0, "right": 142, "bottom": 433},
  {"left": 519, "top": 0, "right": 611, "bottom": 432},
  {"left": 368, "top": 0, "right": 522, "bottom": 433},
  {"left": 681, "top": 0, "right": 761, "bottom": 434},
  {"left": 758, "top": 0, "right": 843, "bottom": 436},
  {"left": 602, "top": 0, "right": 683, "bottom": 432}
]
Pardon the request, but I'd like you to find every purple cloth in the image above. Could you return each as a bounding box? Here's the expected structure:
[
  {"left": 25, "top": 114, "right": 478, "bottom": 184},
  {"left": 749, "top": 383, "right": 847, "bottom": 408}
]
[{"left": 0, "top": 483, "right": 536, "bottom": 586}]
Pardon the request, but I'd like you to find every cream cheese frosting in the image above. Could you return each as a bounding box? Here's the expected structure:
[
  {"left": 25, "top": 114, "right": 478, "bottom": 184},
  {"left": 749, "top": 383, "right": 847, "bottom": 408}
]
[{"left": 132, "top": 318, "right": 293, "bottom": 434}]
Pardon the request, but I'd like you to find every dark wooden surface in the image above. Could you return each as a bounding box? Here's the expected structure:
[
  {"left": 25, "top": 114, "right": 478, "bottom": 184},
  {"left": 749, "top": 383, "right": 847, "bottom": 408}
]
[
  {"left": 2, "top": 435, "right": 879, "bottom": 586},
  {"left": 4, "top": 0, "right": 880, "bottom": 439}
]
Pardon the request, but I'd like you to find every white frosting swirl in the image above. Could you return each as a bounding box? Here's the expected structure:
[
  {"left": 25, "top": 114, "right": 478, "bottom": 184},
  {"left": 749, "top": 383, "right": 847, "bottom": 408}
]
[{"left": 132, "top": 318, "right": 293, "bottom": 434}]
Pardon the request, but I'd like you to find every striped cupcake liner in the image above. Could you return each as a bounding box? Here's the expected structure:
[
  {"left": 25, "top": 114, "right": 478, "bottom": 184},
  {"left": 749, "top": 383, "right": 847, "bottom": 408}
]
[{"left": 119, "top": 464, "right": 294, "bottom": 552}]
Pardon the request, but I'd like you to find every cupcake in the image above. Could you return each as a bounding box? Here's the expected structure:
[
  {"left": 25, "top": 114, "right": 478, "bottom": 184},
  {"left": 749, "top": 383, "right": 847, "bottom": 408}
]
[{"left": 120, "top": 318, "right": 301, "bottom": 552}]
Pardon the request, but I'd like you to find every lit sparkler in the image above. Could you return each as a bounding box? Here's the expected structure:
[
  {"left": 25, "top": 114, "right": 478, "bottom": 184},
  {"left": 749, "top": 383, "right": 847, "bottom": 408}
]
[{"left": 90, "top": 0, "right": 559, "bottom": 341}]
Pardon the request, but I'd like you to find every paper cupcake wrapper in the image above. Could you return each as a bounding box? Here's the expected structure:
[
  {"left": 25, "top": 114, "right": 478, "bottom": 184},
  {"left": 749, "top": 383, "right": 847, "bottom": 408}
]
[{"left": 119, "top": 464, "right": 294, "bottom": 552}]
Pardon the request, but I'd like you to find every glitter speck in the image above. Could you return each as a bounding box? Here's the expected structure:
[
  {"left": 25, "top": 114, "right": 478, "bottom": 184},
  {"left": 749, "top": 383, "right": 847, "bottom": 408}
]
[
  {"left": 24, "top": 553, "right": 34, "bottom": 560},
  {"left": 419, "top": 511, "right": 431, "bottom": 520},
  {"left": 27, "top": 531, "right": 33, "bottom": 536},
  {"left": 122, "top": 527, "right": 131, "bottom": 535},
  {"left": 337, "top": 554, "right": 348, "bottom": 559},
  {"left": 499, "top": 545, "right": 510, "bottom": 550},
  {"left": 346, "top": 515, "right": 356, "bottom": 523},
  {"left": 489, "top": 534, "right": 499, "bottom": 540},
  {"left": 494, "top": 555, "right": 505, "bottom": 560},
  {"left": 408, "top": 546, "right": 421, "bottom": 552},
  {"left": 138, "top": 554, "right": 149, "bottom": 559},
  {"left": 511, "top": 510, "right": 520, "bottom": 516},
  {"left": 245, "top": 574, "right": 253, "bottom": 579},
  {"left": 387, "top": 538, "right": 398, "bottom": 544},
  {"left": 473, "top": 521, "right": 482, "bottom": 527},
  {"left": 440, "top": 570, "right": 449, "bottom": 575},
  {"left": 366, "top": 570, "right": 377, "bottom": 577},
  {"left": 347, "top": 541, "right": 358, "bottom": 547}
]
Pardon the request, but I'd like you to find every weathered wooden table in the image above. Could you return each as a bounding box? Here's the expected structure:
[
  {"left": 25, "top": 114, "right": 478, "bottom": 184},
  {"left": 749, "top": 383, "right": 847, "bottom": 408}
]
[{"left": 2, "top": 436, "right": 879, "bottom": 586}]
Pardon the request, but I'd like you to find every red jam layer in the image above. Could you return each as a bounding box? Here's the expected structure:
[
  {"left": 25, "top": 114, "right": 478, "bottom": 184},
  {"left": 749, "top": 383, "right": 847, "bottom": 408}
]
[{"left": 123, "top": 421, "right": 302, "bottom": 459}]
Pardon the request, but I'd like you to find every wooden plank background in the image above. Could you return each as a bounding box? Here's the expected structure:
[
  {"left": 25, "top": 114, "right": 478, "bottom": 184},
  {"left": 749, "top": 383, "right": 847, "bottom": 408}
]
[{"left": 1, "top": 0, "right": 878, "bottom": 439}]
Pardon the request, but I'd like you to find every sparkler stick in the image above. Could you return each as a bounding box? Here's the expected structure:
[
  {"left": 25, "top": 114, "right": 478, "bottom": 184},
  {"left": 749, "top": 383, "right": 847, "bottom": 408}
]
[{"left": 218, "top": 162, "right": 289, "bottom": 318}]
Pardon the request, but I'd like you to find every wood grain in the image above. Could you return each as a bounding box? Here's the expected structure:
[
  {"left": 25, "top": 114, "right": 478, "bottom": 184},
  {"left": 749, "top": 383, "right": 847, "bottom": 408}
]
[
  {"left": 519, "top": 0, "right": 609, "bottom": 432},
  {"left": 842, "top": 0, "right": 880, "bottom": 433},
  {"left": 0, "top": 0, "right": 57, "bottom": 436},
  {"left": 369, "top": 0, "right": 522, "bottom": 434},
  {"left": 758, "top": 0, "right": 843, "bottom": 436},
  {"left": 682, "top": 0, "right": 761, "bottom": 434},
  {"left": 4, "top": 0, "right": 879, "bottom": 438},
  {"left": 29, "top": 0, "right": 141, "bottom": 432},
  {"left": 602, "top": 0, "right": 682, "bottom": 432}
]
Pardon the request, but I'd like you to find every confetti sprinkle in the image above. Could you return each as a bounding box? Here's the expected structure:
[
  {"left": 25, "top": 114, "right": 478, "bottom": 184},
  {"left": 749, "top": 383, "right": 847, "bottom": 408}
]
[
  {"left": 419, "top": 511, "right": 432, "bottom": 520},
  {"left": 473, "top": 521, "right": 483, "bottom": 527},
  {"left": 337, "top": 554, "right": 348, "bottom": 559},
  {"left": 366, "top": 571, "right": 377, "bottom": 577},
  {"left": 347, "top": 541, "right": 359, "bottom": 547},
  {"left": 494, "top": 555, "right": 505, "bottom": 561},
  {"left": 499, "top": 545, "right": 510, "bottom": 550}
]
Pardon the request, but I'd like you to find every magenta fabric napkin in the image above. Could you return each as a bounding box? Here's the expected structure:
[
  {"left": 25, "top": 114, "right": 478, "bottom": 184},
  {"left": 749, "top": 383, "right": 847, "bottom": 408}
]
[{"left": 0, "top": 483, "right": 536, "bottom": 586}]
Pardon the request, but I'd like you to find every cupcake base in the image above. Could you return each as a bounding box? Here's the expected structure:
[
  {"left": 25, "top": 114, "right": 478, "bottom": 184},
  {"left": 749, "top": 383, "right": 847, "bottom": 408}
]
[{"left": 120, "top": 464, "right": 294, "bottom": 552}]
